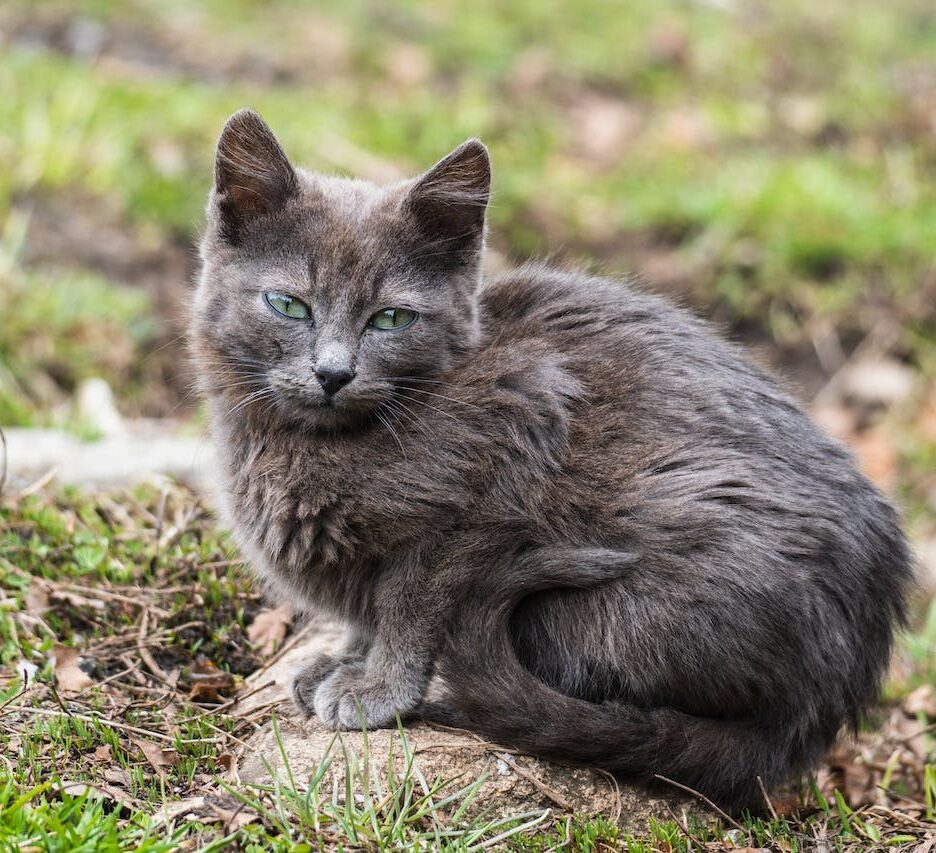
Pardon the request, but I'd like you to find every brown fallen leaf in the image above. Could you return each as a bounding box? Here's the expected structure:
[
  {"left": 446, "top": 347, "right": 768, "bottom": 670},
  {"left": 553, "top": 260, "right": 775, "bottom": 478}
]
[
  {"left": 25, "top": 579, "right": 50, "bottom": 615},
  {"left": 152, "top": 796, "right": 207, "bottom": 825},
  {"left": 891, "top": 710, "right": 929, "bottom": 762},
  {"left": 133, "top": 738, "right": 179, "bottom": 777},
  {"left": 903, "top": 684, "right": 936, "bottom": 718},
  {"left": 151, "top": 795, "right": 258, "bottom": 831},
  {"left": 104, "top": 766, "right": 132, "bottom": 787},
  {"left": 188, "top": 658, "right": 236, "bottom": 703},
  {"left": 247, "top": 602, "right": 293, "bottom": 657},
  {"left": 210, "top": 800, "right": 257, "bottom": 831},
  {"left": 92, "top": 744, "right": 113, "bottom": 762},
  {"left": 54, "top": 780, "right": 136, "bottom": 810},
  {"left": 52, "top": 645, "right": 94, "bottom": 695},
  {"left": 217, "top": 752, "right": 240, "bottom": 783},
  {"left": 824, "top": 742, "right": 876, "bottom": 807}
]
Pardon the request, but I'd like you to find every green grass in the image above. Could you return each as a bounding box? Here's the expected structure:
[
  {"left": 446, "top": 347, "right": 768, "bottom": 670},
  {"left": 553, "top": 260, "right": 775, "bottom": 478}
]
[{"left": 0, "top": 780, "right": 189, "bottom": 852}]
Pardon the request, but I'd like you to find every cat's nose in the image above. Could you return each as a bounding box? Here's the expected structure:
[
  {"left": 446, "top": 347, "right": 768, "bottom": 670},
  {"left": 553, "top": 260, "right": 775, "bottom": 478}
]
[{"left": 315, "top": 365, "right": 355, "bottom": 395}]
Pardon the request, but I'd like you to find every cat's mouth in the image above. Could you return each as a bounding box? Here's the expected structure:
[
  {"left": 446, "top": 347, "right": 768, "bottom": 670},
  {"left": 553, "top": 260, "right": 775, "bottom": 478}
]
[
  {"left": 271, "top": 385, "right": 383, "bottom": 430},
  {"left": 254, "top": 372, "right": 395, "bottom": 430}
]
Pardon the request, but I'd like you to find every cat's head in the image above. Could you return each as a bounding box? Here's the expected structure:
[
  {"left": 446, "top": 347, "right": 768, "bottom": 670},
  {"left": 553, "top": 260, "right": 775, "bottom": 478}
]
[{"left": 193, "top": 108, "right": 490, "bottom": 430}]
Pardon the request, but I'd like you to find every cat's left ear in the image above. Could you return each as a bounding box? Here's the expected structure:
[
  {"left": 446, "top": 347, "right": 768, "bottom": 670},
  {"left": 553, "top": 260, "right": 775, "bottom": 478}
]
[
  {"left": 404, "top": 139, "right": 491, "bottom": 256},
  {"left": 212, "top": 108, "right": 298, "bottom": 244}
]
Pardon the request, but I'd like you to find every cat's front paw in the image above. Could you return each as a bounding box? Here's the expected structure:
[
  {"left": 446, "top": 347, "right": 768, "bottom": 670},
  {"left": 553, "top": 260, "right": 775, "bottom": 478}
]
[
  {"left": 291, "top": 653, "right": 349, "bottom": 716},
  {"left": 313, "top": 662, "right": 418, "bottom": 730}
]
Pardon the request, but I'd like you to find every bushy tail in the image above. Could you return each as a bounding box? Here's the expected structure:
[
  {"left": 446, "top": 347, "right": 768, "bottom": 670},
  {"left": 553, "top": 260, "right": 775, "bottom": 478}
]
[{"left": 427, "top": 547, "right": 814, "bottom": 813}]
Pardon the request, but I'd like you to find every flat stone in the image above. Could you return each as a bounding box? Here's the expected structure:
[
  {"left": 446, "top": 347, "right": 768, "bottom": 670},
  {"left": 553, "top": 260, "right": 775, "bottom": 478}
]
[{"left": 235, "top": 627, "right": 700, "bottom": 828}]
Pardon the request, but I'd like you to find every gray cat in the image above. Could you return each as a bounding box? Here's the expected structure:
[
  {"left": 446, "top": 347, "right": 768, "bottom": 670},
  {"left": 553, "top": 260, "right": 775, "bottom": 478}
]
[{"left": 192, "top": 109, "right": 912, "bottom": 811}]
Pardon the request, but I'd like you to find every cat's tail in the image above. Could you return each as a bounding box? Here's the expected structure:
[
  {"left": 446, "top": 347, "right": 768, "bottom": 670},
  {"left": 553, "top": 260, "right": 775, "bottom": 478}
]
[{"left": 425, "top": 546, "right": 815, "bottom": 813}]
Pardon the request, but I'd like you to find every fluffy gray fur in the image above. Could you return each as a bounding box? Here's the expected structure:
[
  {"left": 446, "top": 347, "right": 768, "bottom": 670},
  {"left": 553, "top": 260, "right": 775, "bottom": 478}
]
[{"left": 192, "top": 108, "right": 912, "bottom": 812}]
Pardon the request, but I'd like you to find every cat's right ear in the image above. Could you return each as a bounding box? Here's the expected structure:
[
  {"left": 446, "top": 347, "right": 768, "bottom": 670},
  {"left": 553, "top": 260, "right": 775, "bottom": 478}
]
[{"left": 211, "top": 108, "right": 297, "bottom": 244}]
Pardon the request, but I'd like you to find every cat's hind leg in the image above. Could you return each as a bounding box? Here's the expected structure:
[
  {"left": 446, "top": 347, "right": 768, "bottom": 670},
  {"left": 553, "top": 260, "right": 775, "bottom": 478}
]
[{"left": 417, "top": 544, "right": 639, "bottom": 724}]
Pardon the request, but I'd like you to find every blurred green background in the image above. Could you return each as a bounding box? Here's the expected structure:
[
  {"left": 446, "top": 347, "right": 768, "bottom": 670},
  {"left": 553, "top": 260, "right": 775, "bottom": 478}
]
[{"left": 1, "top": 0, "right": 935, "bottom": 545}]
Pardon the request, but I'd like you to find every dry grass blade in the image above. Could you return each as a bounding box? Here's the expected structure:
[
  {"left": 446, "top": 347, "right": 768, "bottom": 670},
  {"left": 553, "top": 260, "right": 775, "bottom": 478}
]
[
  {"left": 653, "top": 774, "right": 748, "bottom": 834},
  {"left": 136, "top": 606, "right": 173, "bottom": 684},
  {"left": 495, "top": 751, "right": 574, "bottom": 811},
  {"left": 757, "top": 775, "right": 779, "bottom": 821}
]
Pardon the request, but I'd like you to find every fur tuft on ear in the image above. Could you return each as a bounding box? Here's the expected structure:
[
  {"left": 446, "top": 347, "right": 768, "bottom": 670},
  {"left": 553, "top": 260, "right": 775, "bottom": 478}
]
[
  {"left": 213, "top": 108, "right": 297, "bottom": 243},
  {"left": 404, "top": 139, "right": 491, "bottom": 258}
]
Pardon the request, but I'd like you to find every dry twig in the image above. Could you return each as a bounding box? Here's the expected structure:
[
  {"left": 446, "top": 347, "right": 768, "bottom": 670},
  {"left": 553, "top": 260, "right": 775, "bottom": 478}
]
[{"left": 653, "top": 774, "right": 747, "bottom": 834}]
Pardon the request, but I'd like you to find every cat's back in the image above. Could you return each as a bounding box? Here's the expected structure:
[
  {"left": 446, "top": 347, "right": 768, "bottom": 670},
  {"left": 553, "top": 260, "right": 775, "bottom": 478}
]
[
  {"left": 480, "top": 262, "right": 736, "bottom": 370},
  {"left": 479, "top": 262, "right": 771, "bottom": 413},
  {"left": 477, "top": 263, "right": 876, "bottom": 504}
]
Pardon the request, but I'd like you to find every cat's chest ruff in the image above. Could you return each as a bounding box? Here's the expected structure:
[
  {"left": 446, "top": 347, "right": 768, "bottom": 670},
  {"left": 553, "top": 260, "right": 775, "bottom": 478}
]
[{"left": 233, "top": 436, "right": 361, "bottom": 572}]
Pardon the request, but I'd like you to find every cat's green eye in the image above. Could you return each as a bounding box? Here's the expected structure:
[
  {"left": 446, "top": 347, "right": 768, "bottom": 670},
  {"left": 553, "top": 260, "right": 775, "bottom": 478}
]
[
  {"left": 265, "top": 292, "right": 310, "bottom": 320},
  {"left": 368, "top": 307, "right": 418, "bottom": 331}
]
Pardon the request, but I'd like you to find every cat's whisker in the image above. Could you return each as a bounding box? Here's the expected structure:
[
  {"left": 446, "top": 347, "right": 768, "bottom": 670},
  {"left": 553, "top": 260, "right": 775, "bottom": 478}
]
[
  {"left": 382, "top": 407, "right": 412, "bottom": 437},
  {"left": 385, "top": 396, "right": 421, "bottom": 424},
  {"left": 389, "top": 392, "right": 462, "bottom": 424},
  {"left": 216, "top": 377, "right": 272, "bottom": 392},
  {"left": 373, "top": 409, "right": 406, "bottom": 458},
  {"left": 255, "top": 396, "right": 282, "bottom": 424},
  {"left": 228, "top": 386, "right": 277, "bottom": 416},
  {"left": 378, "top": 376, "right": 465, "bottom": 391},
  {"left": 141, "top": 332, "right": 189, "bottom": 363},
  {"left": 380, "top": 396, "right": 425, "bottom": 434},
  {"left": 396, "top": 385, "right": 483, "bottom": 411}
]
